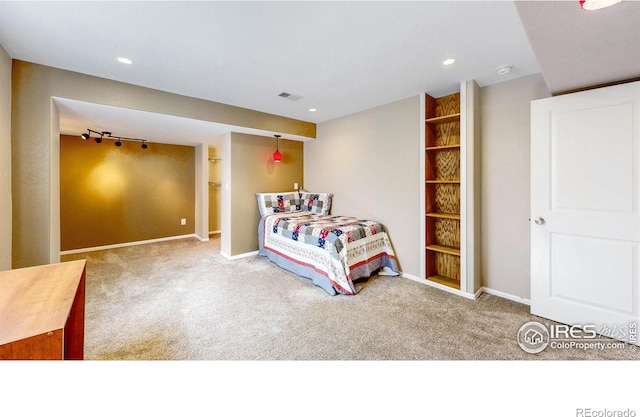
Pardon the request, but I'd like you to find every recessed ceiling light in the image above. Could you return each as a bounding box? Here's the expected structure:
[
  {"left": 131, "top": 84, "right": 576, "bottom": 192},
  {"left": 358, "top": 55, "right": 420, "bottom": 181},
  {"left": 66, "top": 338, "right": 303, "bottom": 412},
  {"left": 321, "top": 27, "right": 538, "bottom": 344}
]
[
  {"left": 443, "top": 58, "right": 455, "bottom": 66},
  {"left": 309, "top": 108, "right": 317, "bottom": 112},
  {"left": 117, "top": 57, "right": 133, "bottom": 65},
  {"left": 497, "top": 65, "right": 513, "bottom": 75}
]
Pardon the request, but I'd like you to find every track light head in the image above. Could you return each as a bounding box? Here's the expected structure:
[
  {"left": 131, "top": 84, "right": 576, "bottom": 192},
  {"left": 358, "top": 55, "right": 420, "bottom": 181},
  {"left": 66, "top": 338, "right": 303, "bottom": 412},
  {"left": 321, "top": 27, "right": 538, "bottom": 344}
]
[
  {"left": 95, "top": 137, "right": 102, "bottom": 144},
  {"left": 115, "top": 140, "right": 122, "bottom": 147},
  {"left": 141, "top": 142, "right": 148, "bottom": 149},
  {"left": 81, "top": 133, "right": 90, "bottom": 140}
]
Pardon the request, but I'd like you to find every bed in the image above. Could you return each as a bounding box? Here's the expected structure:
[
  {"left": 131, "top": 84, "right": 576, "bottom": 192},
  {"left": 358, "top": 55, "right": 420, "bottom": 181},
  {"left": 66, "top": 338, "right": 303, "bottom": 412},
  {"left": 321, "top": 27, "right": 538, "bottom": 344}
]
[{"left": 256, "top": 191, "right": 399, "bottom": 295}]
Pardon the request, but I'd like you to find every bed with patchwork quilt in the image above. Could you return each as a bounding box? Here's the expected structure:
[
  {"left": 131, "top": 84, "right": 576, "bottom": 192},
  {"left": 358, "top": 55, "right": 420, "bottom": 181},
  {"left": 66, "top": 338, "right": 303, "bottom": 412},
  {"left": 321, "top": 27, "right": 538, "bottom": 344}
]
[{"left": 256, "top": 191, "right": 399, "bottom": 295}]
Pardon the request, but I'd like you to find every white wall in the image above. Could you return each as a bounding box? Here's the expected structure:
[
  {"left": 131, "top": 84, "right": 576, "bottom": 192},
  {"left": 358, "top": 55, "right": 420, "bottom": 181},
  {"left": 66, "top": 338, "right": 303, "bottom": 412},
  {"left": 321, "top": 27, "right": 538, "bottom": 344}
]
[
  {"left": 0, "top": 45, "right": 11, "bottom": 270},
  {"left": 305, "top": 96, "right": 421, "bottom": 276},
  {"left": 480, "top": 74, "right": 550, "bottom": 300}
]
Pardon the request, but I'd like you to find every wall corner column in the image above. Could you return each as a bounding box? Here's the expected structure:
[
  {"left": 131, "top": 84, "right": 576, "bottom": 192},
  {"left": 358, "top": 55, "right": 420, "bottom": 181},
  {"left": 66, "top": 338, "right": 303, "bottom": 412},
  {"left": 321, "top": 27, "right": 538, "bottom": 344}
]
[
  {"left": 0, "top": 45, "right": 12, "bottom": 270},
  {"left": 195, "top": 143, "right": 209, "bottom": 241}
]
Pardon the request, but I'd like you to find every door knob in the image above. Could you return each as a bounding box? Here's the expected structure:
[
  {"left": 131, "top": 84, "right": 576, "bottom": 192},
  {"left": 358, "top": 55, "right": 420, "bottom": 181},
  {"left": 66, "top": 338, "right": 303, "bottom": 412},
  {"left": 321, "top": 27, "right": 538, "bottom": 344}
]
[{"left": 534, "top": 217, "right": 545, "bottom": 225}]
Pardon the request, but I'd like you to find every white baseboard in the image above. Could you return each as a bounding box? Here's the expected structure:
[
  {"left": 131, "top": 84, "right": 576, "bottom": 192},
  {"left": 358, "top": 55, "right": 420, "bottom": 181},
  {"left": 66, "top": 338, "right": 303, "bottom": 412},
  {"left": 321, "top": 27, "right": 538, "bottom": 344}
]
[
  {"left": 403, "top": 272, "right": 530, "bottom": 305},
  {"left": 401, "top": 274, "right": 527, "bottom": 304},
  {"left": 480, "top": 286, "right": 530, "bottom": 305},
  {"left": 220, "top": 250, "right": 259, "bottom": 260},
  {"left": 60, "top": 234, "right": 199, "bottom": 255},
  {"left": 401, "top": 273, "right": 481, "bottom": 300}
]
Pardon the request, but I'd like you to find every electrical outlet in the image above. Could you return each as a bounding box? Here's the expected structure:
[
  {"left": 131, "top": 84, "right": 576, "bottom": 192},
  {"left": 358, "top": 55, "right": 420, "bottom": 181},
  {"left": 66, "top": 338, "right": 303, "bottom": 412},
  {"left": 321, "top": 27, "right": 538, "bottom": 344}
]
[
  {"left": 181, "top": 218, "right": 187, "bottom": 225},
  {"left": 294, "top": 183, "right": 298, "bottom": 190}
]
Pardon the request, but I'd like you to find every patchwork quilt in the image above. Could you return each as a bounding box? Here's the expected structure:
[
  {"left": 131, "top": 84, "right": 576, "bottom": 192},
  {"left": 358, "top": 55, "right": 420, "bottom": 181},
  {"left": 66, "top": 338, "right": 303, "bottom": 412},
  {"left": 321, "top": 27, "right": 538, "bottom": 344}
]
[{"left": 260, "top": 211, "right": 399, "bottom": 295}]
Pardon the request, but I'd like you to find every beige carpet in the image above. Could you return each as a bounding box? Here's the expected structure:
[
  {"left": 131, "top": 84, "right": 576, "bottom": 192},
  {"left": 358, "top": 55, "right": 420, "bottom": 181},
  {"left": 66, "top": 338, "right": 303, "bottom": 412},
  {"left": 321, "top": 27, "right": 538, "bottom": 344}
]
[{"left": 61, "top": 236, "right": 638, "bottom": 360}]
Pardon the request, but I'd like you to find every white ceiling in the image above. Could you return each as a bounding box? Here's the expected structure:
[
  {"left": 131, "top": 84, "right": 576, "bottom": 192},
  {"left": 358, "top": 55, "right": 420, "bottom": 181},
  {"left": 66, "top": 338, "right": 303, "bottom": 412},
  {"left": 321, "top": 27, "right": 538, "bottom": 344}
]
[
  {"left": 0, "top": 1, "right": 639, "bottom": 145},
  {"left": 515, "top": 0, "right": 640, "bottom": 94}
]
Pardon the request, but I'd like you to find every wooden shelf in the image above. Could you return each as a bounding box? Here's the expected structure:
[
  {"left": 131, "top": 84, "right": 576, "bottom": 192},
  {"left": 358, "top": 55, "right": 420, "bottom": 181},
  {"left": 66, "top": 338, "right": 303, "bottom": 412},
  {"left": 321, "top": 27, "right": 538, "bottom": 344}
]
[
  {"left": 424, "top": 83, "right": 479, "bottom": 296},
  {"left": 425, "top": 113, "right": 461, "bottom": 125},
  {"left": 424, "top": 90, "right": 473, "bottom": 294},
  {"left": 427, "top": 275, "right": 460, "bottom": 289},
  {"left": 425, "top": 180, "right": 460, "bottom": 184},
  {"left": 426, "top": 144, "right": 460, "bottom": 151},
  {"left": 426, "top": 244, "right": 460, "bottom": 256},
  {"left": 426, "top": 212, "right": 460, "bottom": 220}
]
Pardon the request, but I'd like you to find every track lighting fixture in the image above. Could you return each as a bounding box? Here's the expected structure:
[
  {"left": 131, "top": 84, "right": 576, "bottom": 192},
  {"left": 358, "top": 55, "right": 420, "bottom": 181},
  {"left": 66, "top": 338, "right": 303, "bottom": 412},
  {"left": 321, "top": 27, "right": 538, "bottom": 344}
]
[
  {"left": 80, "top": 129, "right": 149, "bottom": 149},
  {"left": 273, "top": 134, "right": 282, "bottom": 163}
]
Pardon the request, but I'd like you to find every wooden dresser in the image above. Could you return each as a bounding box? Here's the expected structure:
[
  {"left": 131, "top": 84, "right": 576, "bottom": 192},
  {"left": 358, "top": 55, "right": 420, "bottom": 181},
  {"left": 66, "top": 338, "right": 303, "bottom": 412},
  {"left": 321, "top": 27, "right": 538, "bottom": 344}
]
[{"left": 0, "top": 259, "right": 86, "bottom": 360}]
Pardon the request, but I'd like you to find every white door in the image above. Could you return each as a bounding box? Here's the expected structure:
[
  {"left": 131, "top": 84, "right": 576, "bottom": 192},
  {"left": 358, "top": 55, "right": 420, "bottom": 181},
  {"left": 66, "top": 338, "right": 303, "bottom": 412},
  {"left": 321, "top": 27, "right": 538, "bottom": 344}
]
[{"left": 531, "top": 81, "right": 640, "bottom": 345}]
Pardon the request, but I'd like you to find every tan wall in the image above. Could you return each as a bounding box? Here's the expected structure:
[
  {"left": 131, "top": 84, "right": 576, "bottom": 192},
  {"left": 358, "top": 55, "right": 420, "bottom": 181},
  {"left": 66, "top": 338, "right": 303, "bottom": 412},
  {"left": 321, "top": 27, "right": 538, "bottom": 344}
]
[
  {"left": 11, "top": 60, "right": 315, "bottom": 268},
  {"left": 480, "top": 74, "right": 551, "bottom": 300},
  {"left": 0, "top": 46, "right": 11, "bottom": 270},
  {"left": 59, "top": 135, "right": 195, "bottom": 250},
  {"left": 305, "top": 96, "right": 421, "bottom": 275},
  {"left": 305, "top": 80, "right": 552, "bottom": 301},
  {"left": 230, "top": 133, "right": 303, "bottom": 255}
]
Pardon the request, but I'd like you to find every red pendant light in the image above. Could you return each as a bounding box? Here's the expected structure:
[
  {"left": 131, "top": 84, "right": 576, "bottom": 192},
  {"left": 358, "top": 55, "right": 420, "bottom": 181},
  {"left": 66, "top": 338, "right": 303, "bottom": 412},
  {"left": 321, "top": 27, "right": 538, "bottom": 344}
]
[{"left": 273, "top": 134, "right": 282, "bottom": 162}]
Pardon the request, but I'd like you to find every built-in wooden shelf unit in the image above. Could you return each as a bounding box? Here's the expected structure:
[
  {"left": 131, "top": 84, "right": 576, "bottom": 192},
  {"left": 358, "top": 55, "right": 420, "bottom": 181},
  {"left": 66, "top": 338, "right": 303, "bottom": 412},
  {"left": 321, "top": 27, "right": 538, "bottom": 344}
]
[
  {"left": 423, "top": 80, "right": 480, "bottom": 296},
  {"left": 425, "top": 91, "right": 462, "bottom": 290}
]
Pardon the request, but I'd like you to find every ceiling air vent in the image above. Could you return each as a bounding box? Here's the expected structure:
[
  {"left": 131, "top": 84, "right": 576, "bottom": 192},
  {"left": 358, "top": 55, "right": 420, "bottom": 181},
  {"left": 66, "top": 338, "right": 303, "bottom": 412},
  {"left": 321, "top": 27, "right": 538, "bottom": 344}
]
[{"left": 278, "top": 92, "right": 302, "bottom": 101}]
